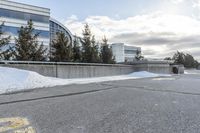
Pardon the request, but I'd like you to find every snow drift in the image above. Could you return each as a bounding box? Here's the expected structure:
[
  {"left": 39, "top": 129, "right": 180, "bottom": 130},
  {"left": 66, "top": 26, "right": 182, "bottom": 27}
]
[{"left": 0, "top": 67, "right": 170, "bottom": 94}]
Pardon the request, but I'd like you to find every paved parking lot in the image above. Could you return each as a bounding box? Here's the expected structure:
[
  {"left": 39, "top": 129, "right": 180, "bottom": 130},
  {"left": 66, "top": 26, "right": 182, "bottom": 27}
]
[{"left": 0, "top": 72, "right": 200, "bottom": 133}]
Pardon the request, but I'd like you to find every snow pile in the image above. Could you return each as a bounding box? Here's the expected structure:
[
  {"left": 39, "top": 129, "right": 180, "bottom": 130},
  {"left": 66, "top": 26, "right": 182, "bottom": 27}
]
[
  {"left": 0, "top": 67, "right": 170, "bottom": 94},
  {"left": 0, "top": 67, "right": 64, "bottom": 94}
]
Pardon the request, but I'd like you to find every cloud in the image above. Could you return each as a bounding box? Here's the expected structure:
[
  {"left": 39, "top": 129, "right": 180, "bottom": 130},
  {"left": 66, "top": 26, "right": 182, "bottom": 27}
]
[
  {"left": 65, "top": 12, "right": 200, "bottom": 61},
  {"left": 192, "top": 0, "right": 200, "bottom": 8},
  {"left": 170, "top": 0, "right": 184, "bottom": 4}
]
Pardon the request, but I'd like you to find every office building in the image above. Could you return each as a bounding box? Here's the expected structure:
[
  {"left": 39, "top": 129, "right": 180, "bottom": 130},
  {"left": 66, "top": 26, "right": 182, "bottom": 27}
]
[
  {"left": 0, "top": 0, "right": 73, "bottom": 47},
  {"left": 111, "top": 43, "right": 141, "bottom": 63}
]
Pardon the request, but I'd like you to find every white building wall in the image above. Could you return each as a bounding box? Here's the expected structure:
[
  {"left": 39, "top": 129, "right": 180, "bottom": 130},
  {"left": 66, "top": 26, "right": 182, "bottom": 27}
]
[
  {"left": 111, "top": 43, "right": 141, "bottom": 63},
  {"left": 111, "top": 43, "right": 125, "bottom": 63}
]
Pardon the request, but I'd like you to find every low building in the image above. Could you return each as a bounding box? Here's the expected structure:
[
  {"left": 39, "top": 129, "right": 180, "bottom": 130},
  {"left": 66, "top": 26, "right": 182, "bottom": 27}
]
[{"left": 111, "top": 43, "right": 141, "bottom": 63}]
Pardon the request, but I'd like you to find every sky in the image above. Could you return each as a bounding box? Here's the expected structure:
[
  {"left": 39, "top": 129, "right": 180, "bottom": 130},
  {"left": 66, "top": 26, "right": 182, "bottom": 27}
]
[{"left": 13, "top": 0, "right": 200, "bottom": 61}]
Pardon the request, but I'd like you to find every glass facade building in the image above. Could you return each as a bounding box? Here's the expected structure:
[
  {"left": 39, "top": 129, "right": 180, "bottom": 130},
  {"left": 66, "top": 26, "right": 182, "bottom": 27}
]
[
  {"left": 50, "top": 18, "right": 73, "bottom": 45},
  {"left": 0, "top": 8, "right": 49, "bottom": 23},
  {"left": 0, "top": 0, "right": 74, "bottom": 50},
  {"left": 2, "top": 25, "right": 50, "bottom": 38}
]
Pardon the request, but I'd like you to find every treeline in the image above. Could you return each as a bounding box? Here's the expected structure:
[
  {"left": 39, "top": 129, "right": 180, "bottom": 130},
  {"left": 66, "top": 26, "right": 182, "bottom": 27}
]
[
  {"left": 0, "top": 20, "right": 115, "bottom": 64},
  {"left": 164, "top": 51, "right": 199, "bottom": 68}
]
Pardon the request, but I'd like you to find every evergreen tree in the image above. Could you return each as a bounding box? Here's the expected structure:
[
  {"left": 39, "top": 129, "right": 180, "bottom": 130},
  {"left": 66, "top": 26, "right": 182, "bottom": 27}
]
[
  {"left": 172, "top": 51, "right": 185, "bottom": 65},
  {"left": 1, "top": 48, "right": 13, "bottom": 60},
  {"left": 100, "top": 36, "right": 115, "bottom": 64},
  {"left": 91, "top": 36, "right": 100, "bottom": 63},
  {"left": 164, "top": 57, "right": 172, "bottom": 60},
  {"left": 0, "top": 22, "right": 11, "bottom": 60},
  {"left": 184, "top": 54, "right": 195, "bottom": 68},
  {"left": 82, "top": 23, "right": 92, "bottom": 62},
  {"left": 171, "top": 51, "right": 199, "bottom": 68},
  {"left": 13, "top": 20, "right": 46, "bottom": 61},
  {"left": 81, "top": 24, "right": 100, "bottom": 63},
  {"left": 50, "top": 32, "right": 72, "bottom": 62},
  {"left": 72, "top": 36, "right": 81, "bottom": 62},
  {"left": 135, "top": 49, "right": 144, "bottom": 61}
]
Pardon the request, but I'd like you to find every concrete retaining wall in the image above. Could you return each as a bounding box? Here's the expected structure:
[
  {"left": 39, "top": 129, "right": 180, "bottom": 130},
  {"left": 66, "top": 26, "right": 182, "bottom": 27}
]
[
  {"left": 134, "top": 64, "right": 171, "bottom": 74},
  {"left": 131, "top": 60, "right": 172, "bottom": 74},
  {"left": 0, "top": 61, "right": 134, "bottom": 78},
  {"left": 1, "top": 63, "right": 57, "bottom": 77},
  {"left": 0, "top": 61, "right": 173, "bottom": 79},
  {"left": 56, "top": 64, "right": 134, "bottom": 78}
]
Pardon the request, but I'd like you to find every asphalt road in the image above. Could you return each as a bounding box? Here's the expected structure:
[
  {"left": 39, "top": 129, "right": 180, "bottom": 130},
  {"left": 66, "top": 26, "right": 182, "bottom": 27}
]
[{"left": 0, "top": 72, "right": 200, "bottom": 133}]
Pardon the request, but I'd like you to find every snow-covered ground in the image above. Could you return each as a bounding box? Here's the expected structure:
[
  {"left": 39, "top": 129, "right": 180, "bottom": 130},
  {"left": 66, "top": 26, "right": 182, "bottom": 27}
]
[
  {"left": 184, "top": 69, "right": 200, "bottom": 75},
  {"left": 0, "top": 67, "right": 170, "bottom": 94}
]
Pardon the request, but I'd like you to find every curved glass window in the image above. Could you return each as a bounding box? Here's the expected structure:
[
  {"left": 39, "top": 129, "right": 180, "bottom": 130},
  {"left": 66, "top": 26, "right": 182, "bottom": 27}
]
[
  {"left": 50, "top": 20, "right": 71, "bottom": 40},
  {"left": 2, "top": 26, "right": 49, "bottom": 38},
  {"left": 0, "top": 8, "right": 49, "bottom": 23}
]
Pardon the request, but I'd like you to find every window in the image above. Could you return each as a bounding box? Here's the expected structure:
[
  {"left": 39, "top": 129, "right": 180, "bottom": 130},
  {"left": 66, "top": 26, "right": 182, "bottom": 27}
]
[
  {"left": 2, "top": 26, "right": 49, "bottom": 38},
  {"left": 124, "top": 50, "right": 136, "bottom": 54},
  {"left": 0, "top": 8, "right": 49, "bottom": 23}
]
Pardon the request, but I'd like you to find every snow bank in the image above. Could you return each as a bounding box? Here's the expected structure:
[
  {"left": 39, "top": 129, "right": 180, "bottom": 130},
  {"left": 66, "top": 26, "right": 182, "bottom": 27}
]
[{"left": 0, "top": 67, "right": 170, "bottom": 94}]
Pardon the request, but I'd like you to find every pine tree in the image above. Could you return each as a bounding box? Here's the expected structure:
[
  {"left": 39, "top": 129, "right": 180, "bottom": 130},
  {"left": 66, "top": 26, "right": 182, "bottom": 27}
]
[
  {"left": 82, "top": 24, "right": 100, "bottom": 63},
  {"left": 82, "top": 23, "right": 92, "bottom": 63},
  {"left": 0, "top": 22, "right": 11, "bottom": 60},
  {"left": 100, "top": 36, "right": 115, "bottom": 64},
  {"left": 1, "top": 48, "right": 13, "bottom": 60},
  {"left": 50, "top": 32, "right": 72, "bottom": 62},
  {"left": 91, "top": 36, "right": 100, "bottom": 63},
  {"left": 135, "top": 49, "right": 144, "bottom": 61},
  {"left": 164, "top": 57, "right": 172, "bottom": 60},
  {"left": 172, "top": 51, "right": 185, "bottom": 65},
  {"left": 72, "top": 36, "right": 82, "bottom": 62},
  {"left": 13, "top": 20, "right": 46, "bottom": 61},
  {"left": 172, "top": 51, "right": 199, "bottom": 68}
]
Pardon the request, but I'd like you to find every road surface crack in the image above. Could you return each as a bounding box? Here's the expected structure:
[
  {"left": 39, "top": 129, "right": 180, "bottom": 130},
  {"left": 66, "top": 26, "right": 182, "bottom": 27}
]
[{"left": 0, "top": 87, "right": 115, "bottom": 106}]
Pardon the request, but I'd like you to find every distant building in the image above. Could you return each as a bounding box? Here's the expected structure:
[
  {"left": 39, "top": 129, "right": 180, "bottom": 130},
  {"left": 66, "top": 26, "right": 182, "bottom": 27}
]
[{"left": 111, "top": 43, "right": 141, "bottom": 63}]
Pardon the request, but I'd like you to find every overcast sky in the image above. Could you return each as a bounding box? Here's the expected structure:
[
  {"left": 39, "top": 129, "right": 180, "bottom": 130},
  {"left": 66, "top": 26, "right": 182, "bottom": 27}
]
[{"left": 13, "top": 0, "right": 200, "bottom": 60}]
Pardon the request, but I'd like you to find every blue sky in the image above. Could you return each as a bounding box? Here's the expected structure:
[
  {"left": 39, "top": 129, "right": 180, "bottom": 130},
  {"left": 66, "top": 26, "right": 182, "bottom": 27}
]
[
  {"left": 12, "top": 0, "right": 200, "bottom": 60},
  {"left": 14, "top": 0, "right": 159, "bottom": 21}
]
